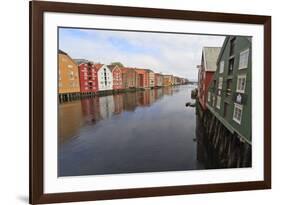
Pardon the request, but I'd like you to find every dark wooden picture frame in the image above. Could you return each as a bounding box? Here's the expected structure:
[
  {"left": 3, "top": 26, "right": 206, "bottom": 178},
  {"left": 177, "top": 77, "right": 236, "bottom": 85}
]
[{"left": 30, "top": 1, "right": 271, "bottom": 204}]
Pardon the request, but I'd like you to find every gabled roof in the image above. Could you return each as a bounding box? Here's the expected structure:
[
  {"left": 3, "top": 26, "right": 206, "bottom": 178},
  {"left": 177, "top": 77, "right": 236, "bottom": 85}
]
[
  {"left": 94, "top": 63, "right": 105, "bottom": 71},
  {"left": 202, "top": 47, "right": 221, "bottom": 72},
  {"left": 58, "top": 49, "right": 69, "bottom": 55},
  {"left": 107, "top": 64, "right": 121, "bottom": 72}
]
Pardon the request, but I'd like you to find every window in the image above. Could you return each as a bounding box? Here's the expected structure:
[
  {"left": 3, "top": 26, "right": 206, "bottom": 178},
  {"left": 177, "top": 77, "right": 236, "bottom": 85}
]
[
  {"left": 68, "top": 71, "right": 74, "bottom": 80},
  {"left": 229, "top": 37, "right": 236, "bottom": 56},
  {"left": 226, "top": 79, "right": 232, "bottom": 96},
  {"left": 236, "top": 75, "right": 247, "bottom": 93},
  {"left": 216, "top": 96, "right": 221, "bottom": 109},
  {"left": 223, "top": 102, "right": 229, "bottom": 117},
  {"left": 213, "top": 80, "right": 216, "bottom": 89},
  {"left": 233, "top": 103, "right": 243, "bottom": 124},
  {"left": 208, "top": 92, "right": 211, "bottom": 102},
  {"left": 228, "top": 58, "right": 234, "bottom": 75},
  {"left": 219, "top": 61, "right": 224, "bottom": 73},
  {"left": 218, "top": 77, "right": 223, "bottom": 89},
  {"left": 67, "top": 64, "right": 73, "bottom": 68},
  {"left": 239, "top": 49, "right": 249, "bottom": 69}
]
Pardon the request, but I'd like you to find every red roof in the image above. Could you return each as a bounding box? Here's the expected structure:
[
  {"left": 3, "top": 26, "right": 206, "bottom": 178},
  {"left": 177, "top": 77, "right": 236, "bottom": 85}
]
[{"left": 94, "top": 63, "right": 104, "bottom": 71}]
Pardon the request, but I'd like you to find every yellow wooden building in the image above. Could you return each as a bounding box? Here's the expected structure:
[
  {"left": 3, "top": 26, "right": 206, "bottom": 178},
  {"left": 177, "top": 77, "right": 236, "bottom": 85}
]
[
  {"left": 163, "top": 75, "right": 173, "bottom": 86},
  {"left": 58, "top": 50, "right": 80, "bottom": 95}
]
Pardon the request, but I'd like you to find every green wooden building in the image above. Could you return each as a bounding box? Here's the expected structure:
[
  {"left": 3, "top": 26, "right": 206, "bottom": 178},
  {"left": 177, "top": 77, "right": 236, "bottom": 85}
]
[{"left": 206, "top": 36, "right": 251, "bottom": 144}]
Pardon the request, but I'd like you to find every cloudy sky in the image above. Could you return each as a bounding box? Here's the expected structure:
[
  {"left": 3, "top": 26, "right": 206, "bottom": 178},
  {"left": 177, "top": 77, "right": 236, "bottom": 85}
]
[{"left": 59, "top": 28, "right": 225, "bottom": 81}]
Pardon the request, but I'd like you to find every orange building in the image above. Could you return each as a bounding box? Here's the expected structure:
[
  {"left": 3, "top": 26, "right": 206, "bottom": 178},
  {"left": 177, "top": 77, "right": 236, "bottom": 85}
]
[
  {"left": 58, "top": 50, "right": 80, "bottom": 96},
  {"left": 163, "top": 75, "right": 173, "bottom": 86}
]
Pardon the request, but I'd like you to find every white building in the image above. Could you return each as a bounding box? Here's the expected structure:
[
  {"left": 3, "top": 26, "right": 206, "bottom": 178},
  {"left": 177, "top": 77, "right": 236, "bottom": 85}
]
[{"left": 95, "top": 64, "right": 113, "bottom": 91}]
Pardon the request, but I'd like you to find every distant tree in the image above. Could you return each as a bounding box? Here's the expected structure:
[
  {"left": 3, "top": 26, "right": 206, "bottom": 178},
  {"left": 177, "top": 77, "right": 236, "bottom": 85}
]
[{"left": 110, "top": 62, "right": 124, "bottom": 67}]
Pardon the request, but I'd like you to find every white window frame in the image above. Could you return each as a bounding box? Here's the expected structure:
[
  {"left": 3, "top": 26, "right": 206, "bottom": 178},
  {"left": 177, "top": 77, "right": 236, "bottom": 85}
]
[
  {"left": 236, "top": 74, "right": 247, "bottom": 93},
  {"left": 219, "top": 61, "right": 224, "bottom": 74},
  {"left": 216, "top": 95, "right": 221, "bottom": 109},
  {"left": 233, "top": 103, "right": 243, "bottom": 124},
  {"left": 218, "top": 77, "right": 223, "bottom": 89},
  {"left": 238, "top": 49, "right": 249, "bottom": 70}
]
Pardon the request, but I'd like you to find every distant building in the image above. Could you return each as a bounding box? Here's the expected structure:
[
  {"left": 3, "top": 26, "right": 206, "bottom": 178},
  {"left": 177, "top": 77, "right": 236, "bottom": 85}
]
[
  {"left": 207, "top": 36, "right": 251, "bottom": 144},
  {"left": 76, "top": 60, "right": 98, "bottom": 93},
  {"left": 198, "top": 47, "right": 221, "bottom": 110},
  {"left": 147, "top": 70, "right": 155, "bottom": 88},
  {"left": 121, "top": 67, "right": 137, "bottom": 89},
  {"left": 108, "top": 65, "right": 123, "bottom": 90},
  {"left": 174, "top": 76, "right": 182, "bottom": 85},
  {"left": 95, "top": 64, "right": 113, "bottom": 91},
  {"left": 58, "top": 50, "right": 80, "bottom": 94},
  {"left": 163, "top": 75, "right": 173, "bottom": 86},
  {"left": 154, "top": 73, "right": 164, "bottom": 87},
  {"left": 135, "top": 68, "right": 149, "bottom": 88}
]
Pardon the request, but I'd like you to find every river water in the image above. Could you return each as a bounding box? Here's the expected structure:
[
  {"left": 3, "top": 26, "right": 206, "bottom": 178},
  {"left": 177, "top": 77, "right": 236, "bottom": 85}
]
[{"left": 58, "top": 85, "right": 205, "bottom": 176}]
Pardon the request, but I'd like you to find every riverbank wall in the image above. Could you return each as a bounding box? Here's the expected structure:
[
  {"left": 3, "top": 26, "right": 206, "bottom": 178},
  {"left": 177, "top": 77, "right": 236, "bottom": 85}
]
[
  {"left": 196, "top": 102, "right": 251, "bottom": 168},
  {"left": 58, "top": 85, "right": 183, "bottom": 103}
]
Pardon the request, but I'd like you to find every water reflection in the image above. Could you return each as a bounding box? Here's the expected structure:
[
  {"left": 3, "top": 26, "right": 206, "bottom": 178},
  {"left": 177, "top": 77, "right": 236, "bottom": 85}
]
[
  {"left": 58, "top": 85, "right": 200, "bottom": 176},
  {"left": 59, "top": 86, "right": 178, "bottom": 143}
]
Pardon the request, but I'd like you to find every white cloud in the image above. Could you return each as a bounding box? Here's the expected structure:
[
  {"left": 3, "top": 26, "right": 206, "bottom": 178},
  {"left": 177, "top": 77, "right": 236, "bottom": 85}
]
[{"left": 59, "top": 29, "right": 225, "bottom": 81}]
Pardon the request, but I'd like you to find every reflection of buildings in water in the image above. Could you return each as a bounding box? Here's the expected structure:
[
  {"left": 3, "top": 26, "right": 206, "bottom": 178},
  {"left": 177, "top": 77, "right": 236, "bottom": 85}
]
[
  {"left": 143, "top": 90, "right": 150, "bottom": 106},
  {"left": 81, "top": 97, "right": 102, "bottom": 125},
  {"left": 99, "top": 95, "right": 115, "bottom": 119},
  {"left": 113, "top": 94, "right": 124, "bottom": 114},
  {"left": 154, "top": 88, "right": 164, "bottom": 101},
  {"left": 149, "top": 89, "right": 155, "bottom": 104},
  {"left": 163, "top": 86, "right": 173, "bottom": 96},
  {"left": 136, "top": 91, "right": 145, "bottom": 106},
  {"left": 59, "top": 101, "right": 83, "bottom": 143},
  {"left": 123, "top": 92, "right": 137, "bottom": 111},
  {"left": 173, "top": 87, "right": 180, "bottom": 94}
]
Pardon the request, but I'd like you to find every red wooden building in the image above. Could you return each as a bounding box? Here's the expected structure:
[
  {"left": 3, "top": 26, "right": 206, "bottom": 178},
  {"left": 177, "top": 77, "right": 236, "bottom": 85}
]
[
  {"left": 76, "top": 60, "right": 98, "bottom": 93},
  {"left": 198, "top": 47, "right": 221, "bottom": 110},
  {"left": 108, "top": 65, "right": 123, "bottom": 90},
  {"left": 135, "top": 68, "right": 149, "bottom": 88}
]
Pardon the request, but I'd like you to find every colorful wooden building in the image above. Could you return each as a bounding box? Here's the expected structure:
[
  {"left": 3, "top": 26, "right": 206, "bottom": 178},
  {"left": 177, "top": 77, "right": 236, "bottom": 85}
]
[
  {"left": 58, "top": 50, "right": 80, "bottom": 100},
  {"left": 76, "top": 60, "right": 98, "bottom": 94},
  {"left": 121, "top": 67, "right": 137, "bottom": 89},
  {"left": 207, "top": 36, "right": 251, "bottom": 144},
  {"left": 197, "top": 47, "right": 221, "bottom": 110},
  {"left": 154, "top": 73, "right": 164, "bottom": 87},
  {"left": 148, "top": 70, "right": 155, "bottom": 88},
  {"left": 135, "top": 68, "right": 149, "bottom": 88},
  {"left": 108, "top": 65, "right": 123, "bottom": 90},
  {"left": 163, "top": 75, "right": 173, "bottom": 86},
  {"left": 95, "top": 64, "right": 113, "bottom": 91}
]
